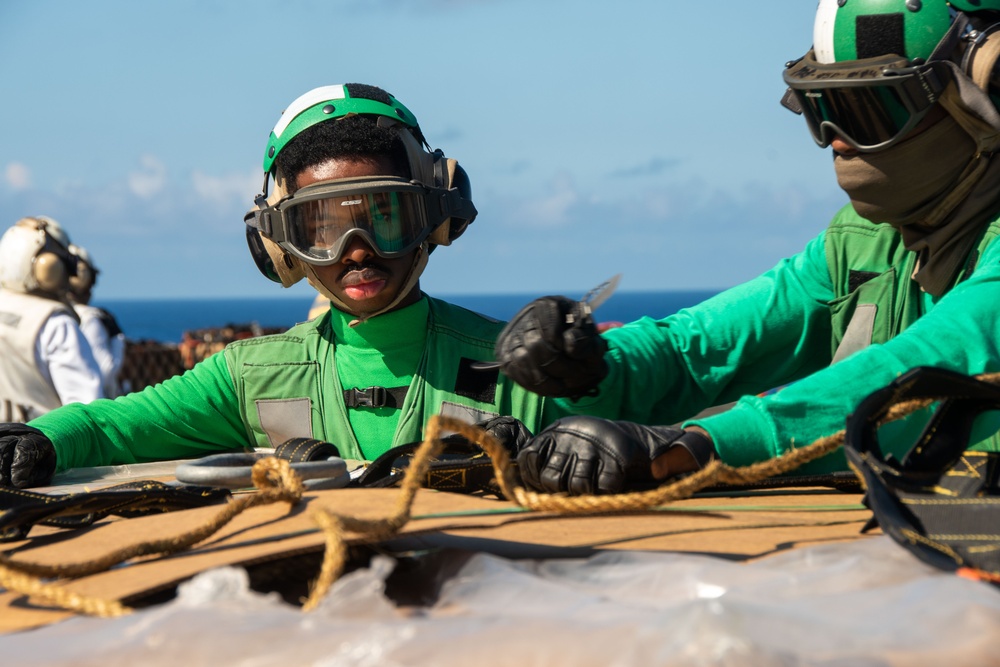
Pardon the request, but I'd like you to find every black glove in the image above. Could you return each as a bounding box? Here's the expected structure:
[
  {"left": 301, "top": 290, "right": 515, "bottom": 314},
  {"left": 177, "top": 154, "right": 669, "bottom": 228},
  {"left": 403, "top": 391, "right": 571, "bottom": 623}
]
[
  {"left": 0, "top": 424, "right": 57, "bottom": 488},
  {"left": 355, "top": 416, "right": 534, "bottom": 492},
  {"left": 443, "top": 415, "right": 533, "bottom": 456},
  {"left": 494, "top": 296, "right": 609, "bottom": 399},
  {"left": 516, "top": 416, "right": 682, "bottom": 495}
]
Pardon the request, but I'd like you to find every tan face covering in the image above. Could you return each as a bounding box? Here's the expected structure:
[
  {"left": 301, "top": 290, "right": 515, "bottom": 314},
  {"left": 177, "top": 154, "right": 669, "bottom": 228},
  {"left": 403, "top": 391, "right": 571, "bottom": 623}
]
[{"left": 834, "top": 115, "right": 977, "bottom": 229}]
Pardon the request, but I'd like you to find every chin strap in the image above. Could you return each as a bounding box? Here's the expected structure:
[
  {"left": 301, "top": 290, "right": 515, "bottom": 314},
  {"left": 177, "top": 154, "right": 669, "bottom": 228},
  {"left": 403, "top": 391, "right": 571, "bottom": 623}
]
[{"left": 304, "top": 243, "right": 429, "bottom": 327}]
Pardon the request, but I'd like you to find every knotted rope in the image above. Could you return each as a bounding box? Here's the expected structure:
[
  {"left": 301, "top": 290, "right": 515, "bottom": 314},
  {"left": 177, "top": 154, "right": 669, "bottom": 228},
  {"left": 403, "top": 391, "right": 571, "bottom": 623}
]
[
  {"left": 0, "top": 457, "right": 303, "bottom": 617},
  {"left": 302, "top": 382, "right": 981, "bottom": 606},
  {"left": 5, "top": 374, "right": 991, "bottom": 616}
]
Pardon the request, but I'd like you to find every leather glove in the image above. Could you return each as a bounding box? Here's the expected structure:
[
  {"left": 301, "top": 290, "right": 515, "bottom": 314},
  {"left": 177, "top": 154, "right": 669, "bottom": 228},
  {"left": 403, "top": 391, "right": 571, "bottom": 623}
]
[
  {"left": 443, "top": 415, "right": 533, "bottom": 456},
  {"left": 0, "top": 424, "right": 57, "bottom": 488},
  {"left": 494, "top": 296, "right": 609, "bottom": 399},
  {"left": 516, "top": 416, "right": 682, "bottom": 495}
]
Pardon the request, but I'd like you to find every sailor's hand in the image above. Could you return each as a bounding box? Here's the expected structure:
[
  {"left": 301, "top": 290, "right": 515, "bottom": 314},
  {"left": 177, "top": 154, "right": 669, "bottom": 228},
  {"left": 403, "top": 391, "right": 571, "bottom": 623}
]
[
  {"left": 494, "top": 296, "right": 609, "bottom": 399},
  {"left": 443, "top": 415, "right": 533, "bottom": 456},
  {"left": 0, "top": 424, "right": 57, "bottom": 488},
  {"left": 516, "top": 416, "right": 683, "bottom": 495},
  {"left": 478, "top": 415, "right": 533, "bottom": 455}
]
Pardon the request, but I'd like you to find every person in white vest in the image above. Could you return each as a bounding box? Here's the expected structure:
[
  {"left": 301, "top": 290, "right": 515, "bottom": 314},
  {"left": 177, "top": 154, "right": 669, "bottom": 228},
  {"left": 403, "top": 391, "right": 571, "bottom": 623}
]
[
  {"left": 67, "top": 244, "right": 126, "bottom": 398},
  {"left": 0, "top": 216, "right": 103, "bottom": 424}
]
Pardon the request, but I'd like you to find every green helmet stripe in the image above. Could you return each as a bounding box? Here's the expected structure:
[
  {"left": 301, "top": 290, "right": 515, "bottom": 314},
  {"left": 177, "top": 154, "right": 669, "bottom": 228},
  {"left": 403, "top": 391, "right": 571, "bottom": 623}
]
[
  {"left": 263, "top": 95, "right": 420, "bottom": 174},
  {"left": 816, "top": 0, "right": 957, "bottom": 64}
]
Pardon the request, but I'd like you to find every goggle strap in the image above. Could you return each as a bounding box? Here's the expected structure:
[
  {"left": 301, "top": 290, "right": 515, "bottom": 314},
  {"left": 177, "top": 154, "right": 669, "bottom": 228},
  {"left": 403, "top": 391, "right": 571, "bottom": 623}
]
[
  {"left": 930, "top": 11, "right": 970, "bottom": 63},
  {"left": 395, "top": 126, "right": 437, "bottom": 186}
]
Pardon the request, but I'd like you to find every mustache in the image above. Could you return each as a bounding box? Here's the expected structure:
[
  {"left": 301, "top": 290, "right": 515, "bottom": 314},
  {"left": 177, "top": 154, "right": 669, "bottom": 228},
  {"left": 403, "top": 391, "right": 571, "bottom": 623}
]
[{"left": 338, "top": 260, "right": 390, "bottom": 283}]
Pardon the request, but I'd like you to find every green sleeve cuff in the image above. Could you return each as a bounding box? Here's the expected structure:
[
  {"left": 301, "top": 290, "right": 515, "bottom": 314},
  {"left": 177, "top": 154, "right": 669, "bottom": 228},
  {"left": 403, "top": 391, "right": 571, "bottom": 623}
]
[{"left": 685, "top": 398, "right": 778, "bottom": 468}]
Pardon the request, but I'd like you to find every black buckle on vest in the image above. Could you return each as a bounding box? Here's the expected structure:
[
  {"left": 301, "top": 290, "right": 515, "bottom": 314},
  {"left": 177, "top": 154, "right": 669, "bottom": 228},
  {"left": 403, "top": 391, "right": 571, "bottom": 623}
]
[{"left": 343, "top": 386, "right": 407, "bottom": 409}]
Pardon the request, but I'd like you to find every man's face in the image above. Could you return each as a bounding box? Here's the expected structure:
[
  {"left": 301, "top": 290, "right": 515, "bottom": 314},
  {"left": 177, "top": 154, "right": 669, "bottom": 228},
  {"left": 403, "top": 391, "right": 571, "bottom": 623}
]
[{"left": 296, "top": 157, "right": 421, "bottom": 317}]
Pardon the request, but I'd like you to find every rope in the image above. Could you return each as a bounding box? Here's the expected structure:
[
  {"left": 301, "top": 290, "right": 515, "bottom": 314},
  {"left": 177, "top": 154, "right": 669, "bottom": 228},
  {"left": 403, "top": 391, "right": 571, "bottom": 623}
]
[
  {"left": 0, "top": 457, "right": 304, "bottom": 617},
  {"left": 6, "top": 373, "right": 996, "bottom": 617},
  {"left": 0, "top": 562, "right": 129, "bottom": 618},
  {"left": 302, "top": 383, "right": 983, "bottom": 606},
  {"left": 302, "top": 415, "right": 845, "bottom": 606}
]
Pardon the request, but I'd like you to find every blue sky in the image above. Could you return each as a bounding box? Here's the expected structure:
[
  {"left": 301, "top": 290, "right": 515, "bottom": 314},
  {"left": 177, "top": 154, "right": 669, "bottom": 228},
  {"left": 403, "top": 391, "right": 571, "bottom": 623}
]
[{"left": 0, "top": 0, "right": 849, "bottom": 301}]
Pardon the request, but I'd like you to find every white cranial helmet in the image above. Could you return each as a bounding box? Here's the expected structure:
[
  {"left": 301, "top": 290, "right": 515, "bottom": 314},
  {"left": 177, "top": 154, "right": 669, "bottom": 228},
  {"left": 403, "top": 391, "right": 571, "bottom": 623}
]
[{"left": 0, "top": 216, "right": 74, "bottom": 295}]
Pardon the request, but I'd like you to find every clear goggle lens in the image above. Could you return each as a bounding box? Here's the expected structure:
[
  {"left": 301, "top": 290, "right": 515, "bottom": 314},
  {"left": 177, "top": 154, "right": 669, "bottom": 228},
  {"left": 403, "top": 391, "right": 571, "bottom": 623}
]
[
  {"left": 250, "top": 178, "right": 439, "bottom": 265},
  {"left": 284, "top": 190, "right": 428, "bottom": 261}
]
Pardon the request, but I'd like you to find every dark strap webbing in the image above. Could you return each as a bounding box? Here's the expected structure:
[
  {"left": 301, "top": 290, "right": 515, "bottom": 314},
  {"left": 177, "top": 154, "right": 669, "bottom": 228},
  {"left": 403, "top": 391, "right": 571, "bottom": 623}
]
[
  {"left": 844, "top": 366, "right": 1000, "bottom": 578},
  {"left": 274, "top": 437, "right": 340, "bottom": 462},
  {"left": 0, "top": 481, "right": 231, "bottom": 542}
]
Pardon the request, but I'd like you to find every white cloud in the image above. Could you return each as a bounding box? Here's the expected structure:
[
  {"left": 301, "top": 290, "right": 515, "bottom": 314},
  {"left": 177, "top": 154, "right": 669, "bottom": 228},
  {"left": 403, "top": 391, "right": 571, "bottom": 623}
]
[
  {"left": 128, "top": 155, "right": 167, "bottom": 198},
  {"left": 190, "top": 169, "right": 261, "bottom": 211},
  {"left": 512, "top": 173, "right": 579, "bottom": 227},
  {"left": 5, "top": 162, "right": 31, "bottom": 190}
]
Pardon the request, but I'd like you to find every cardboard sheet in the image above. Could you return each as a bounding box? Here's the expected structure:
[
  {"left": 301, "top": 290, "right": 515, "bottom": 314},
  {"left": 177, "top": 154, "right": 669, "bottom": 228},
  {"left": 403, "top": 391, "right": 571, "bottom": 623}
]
[{"left": 0, "top": 486, "right": 875, "bottom": 634}]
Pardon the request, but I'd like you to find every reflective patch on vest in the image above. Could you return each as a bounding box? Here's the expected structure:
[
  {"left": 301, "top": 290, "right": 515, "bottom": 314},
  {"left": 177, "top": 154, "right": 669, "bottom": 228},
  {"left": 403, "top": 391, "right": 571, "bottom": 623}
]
[
  {"left": 832, "top": 303, "right": 877, "bottom": 364},
  {"left": 0, "top": 311, "right": 22, "bottom": 328},
  {"left": 455, "top": 357, "right": 497, "bottom": 403},
  {"left": 439, "top": 401, "right": 498, "bottom": 429},
  {"left": 255, "top": 397, "right": 313, "bottom": 447}
]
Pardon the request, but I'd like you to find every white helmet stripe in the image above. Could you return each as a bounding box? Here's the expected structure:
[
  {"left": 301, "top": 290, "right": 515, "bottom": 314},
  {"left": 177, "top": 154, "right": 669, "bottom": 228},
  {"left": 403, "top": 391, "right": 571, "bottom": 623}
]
[
  {"left": 271, "top": 85, "right": 347, "bottom": 140},
  {"left": 813, "top": 0, "right": 840, "bottom": 64}
]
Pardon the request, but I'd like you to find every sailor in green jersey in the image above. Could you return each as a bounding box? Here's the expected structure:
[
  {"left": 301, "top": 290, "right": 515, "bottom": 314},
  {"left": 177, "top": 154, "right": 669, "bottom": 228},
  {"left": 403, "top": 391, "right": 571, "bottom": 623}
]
[
  {"left": 500, "top": 0, "right": 1000, "bottom": 495},
  {"left": 0, "top": 83, "right": 547, "bottom": 488}
]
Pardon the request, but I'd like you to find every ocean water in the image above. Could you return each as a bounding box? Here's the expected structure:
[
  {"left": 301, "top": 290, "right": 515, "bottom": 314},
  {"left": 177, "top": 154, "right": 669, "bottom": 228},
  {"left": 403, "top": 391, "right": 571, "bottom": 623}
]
[{"left": 95, "top": 290, "right": 719, "bottom": 344}]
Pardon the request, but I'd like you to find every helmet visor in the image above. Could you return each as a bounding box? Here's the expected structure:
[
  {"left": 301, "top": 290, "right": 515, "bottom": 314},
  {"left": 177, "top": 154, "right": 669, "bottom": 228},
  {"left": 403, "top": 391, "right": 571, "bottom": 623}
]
[
  {"left": 251, "top": 177, "right": 440, "bottom": 265},
  {"left": 782, "top": 51, "right": 950, "bottom": 152}
]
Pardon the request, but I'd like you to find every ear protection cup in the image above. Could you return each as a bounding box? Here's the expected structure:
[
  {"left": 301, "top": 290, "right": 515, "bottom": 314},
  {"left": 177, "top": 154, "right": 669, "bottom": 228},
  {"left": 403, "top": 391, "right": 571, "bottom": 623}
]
[
  {"left": 961, "top": 22, "right": 1000, "bottom": 92},
  {"left": 33, "top": 251, "right": 69, "bottom": 293},
  {"left": 11, "top": 217, "right": 75, "bottom": 296},
  {"left": 68, "top": 260, "right": 94, "bottom": 296},
  {"left": 244, "top": 172, "right": 307, "bottom": 287},
  {"left": 245, "top": 226, "right": 281, "bottom": 283},
  {"left": 445, "top": 160, "right": 475, "bottom": 241},
  {"left": 427, "top": 157, "right": 476, "bottom": 246}
]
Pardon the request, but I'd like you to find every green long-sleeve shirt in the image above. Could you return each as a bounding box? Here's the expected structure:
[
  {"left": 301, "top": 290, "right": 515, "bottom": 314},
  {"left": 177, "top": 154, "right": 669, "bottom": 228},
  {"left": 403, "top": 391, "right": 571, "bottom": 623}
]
[
  {"left": 549, "top": 208, "right": 1000, "bottom": 472},
  {"left": 32, "top": 295, "right": 548, "bottom": 471}
]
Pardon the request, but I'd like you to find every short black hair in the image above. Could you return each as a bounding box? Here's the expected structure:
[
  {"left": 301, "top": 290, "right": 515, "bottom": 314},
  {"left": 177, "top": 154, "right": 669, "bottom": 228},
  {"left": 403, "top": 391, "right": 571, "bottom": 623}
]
[{"left": 275, "top": 83, "right": 416, "bottom": 192}]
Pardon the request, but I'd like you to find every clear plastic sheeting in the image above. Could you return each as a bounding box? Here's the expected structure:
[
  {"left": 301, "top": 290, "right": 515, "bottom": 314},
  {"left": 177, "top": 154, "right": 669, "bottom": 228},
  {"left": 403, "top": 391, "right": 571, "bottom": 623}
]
[{"left": 5, "top": 536, "right": 1000, "bottom": 667}]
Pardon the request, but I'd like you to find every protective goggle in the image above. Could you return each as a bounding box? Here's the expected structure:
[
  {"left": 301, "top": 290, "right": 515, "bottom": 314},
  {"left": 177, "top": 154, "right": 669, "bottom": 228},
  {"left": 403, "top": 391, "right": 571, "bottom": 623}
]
[
  {"left": 781, "top": 51, "right": 951, "bottom": 152},
  {"left": 245, "top": 176, "right": 462, "bottom": 266}
]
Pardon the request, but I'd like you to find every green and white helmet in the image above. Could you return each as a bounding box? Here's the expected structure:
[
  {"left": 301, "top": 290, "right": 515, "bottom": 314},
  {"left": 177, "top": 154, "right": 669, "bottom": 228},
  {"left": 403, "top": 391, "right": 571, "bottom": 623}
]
[
  {"left": 784, "top": 0, "right": 1000, "bottom": 151},
  {"left": 261, "top": 84, "right": 421, "bottom": 177},
  {"left": 244, "top": 83, "right": 478, "bottom": 325},
  {"left": 813, "top": 0, "right": 1000, "bottom": 64}
]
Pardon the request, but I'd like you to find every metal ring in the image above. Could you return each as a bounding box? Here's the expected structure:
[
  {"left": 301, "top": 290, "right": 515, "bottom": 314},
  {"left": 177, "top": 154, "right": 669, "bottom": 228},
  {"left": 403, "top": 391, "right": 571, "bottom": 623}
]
[{"left": 174, "top": 452, "right": 349, "bottom": 490}]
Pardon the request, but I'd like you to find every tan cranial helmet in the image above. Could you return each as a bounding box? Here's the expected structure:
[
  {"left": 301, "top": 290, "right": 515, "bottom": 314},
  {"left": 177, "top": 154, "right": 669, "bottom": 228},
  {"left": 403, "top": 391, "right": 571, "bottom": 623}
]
[{"left": 0, "top": 216, "right": 75, "bottom": 297}]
